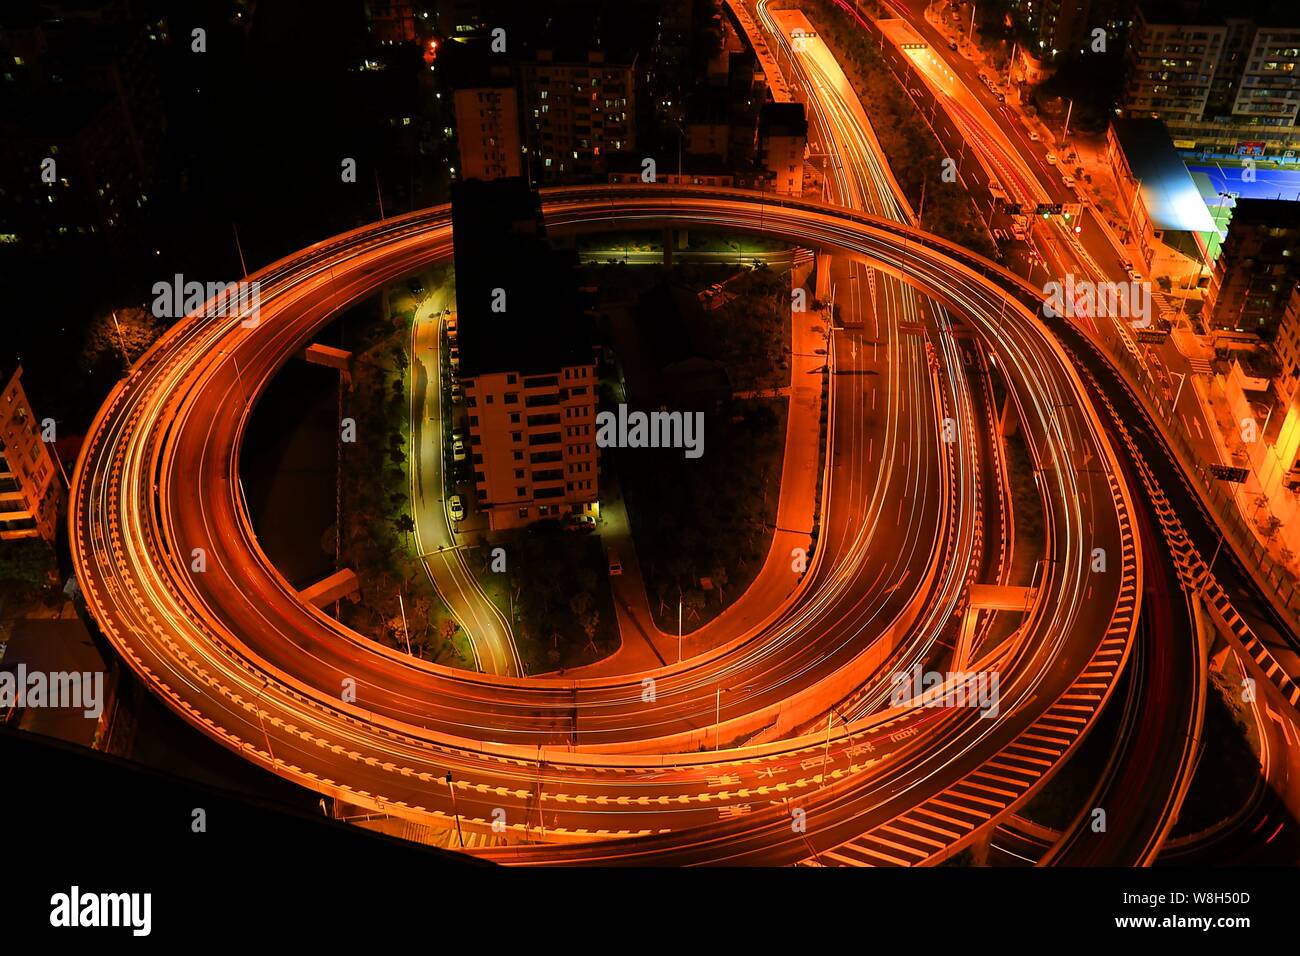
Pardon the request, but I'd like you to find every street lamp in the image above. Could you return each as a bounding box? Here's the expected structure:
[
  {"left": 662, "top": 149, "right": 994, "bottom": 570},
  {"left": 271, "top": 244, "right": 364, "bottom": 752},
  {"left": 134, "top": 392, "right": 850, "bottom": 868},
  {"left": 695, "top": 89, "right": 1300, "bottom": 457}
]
[
  {"left": 444, "top": 772, "right": 465, "bottom": 847},
  {"left": 820, "top": 710, "right": 833, "bottom": 787},
  {"left": 219, "top": 348, "right": 247, "bottom": 409},
  {"left": 398, "top": 591, "right": 412, "bottom": 655}
]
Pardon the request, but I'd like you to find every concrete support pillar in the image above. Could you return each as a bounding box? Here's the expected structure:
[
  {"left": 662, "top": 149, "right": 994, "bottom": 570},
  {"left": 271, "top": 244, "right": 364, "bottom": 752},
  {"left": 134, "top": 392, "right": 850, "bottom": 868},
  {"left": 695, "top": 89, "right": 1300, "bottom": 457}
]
[
  {"left": 301, "top": 343, "right": 353, "bottom": 372},
  {"left": 999, "top": 392, "right": 1019, "bottom": 438},
  {"left": 301, "top": 568, "right": 359, "bottom": 608},
  {"left": 815, "top": 252, "right": 832, "bottom": 302}
]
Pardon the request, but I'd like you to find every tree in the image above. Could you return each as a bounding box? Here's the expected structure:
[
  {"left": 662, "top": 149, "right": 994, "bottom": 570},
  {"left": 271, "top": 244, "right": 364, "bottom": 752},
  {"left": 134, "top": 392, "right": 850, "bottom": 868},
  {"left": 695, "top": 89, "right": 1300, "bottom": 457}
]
[
  {"left": 0, "top": 539, "right": 53, "bottom": 589},
  {"left": 569, "top": 591, "right": 600, "bottom": 651},
  {"left": 394, "top": 513, "right": 415, "bottom": 548},
  {"left": 80, "top": 307, "right": 162, "bottom": 371}
]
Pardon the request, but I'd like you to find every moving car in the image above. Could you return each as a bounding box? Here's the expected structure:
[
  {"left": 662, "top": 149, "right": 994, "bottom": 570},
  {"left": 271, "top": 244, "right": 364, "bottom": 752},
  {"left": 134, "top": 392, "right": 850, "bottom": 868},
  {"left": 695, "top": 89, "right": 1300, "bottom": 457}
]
[
  {"left": 1128, "top": 268, "right": 1143, "bottom": 282},
  {"left": 1045, "top": 153, "right": 1058, "bottom": 165},
  {"left": 607, "top": 550, "right": 622, "bottom": 576},
  {"left": 408, "top": 277, "right": 424, "bottom": 296},
  {"left": 448, "top": 495, "right": 464, "bottom": 522},
  {"left": 1062, "top": 175, "right": 1075, "bottom": 187}
]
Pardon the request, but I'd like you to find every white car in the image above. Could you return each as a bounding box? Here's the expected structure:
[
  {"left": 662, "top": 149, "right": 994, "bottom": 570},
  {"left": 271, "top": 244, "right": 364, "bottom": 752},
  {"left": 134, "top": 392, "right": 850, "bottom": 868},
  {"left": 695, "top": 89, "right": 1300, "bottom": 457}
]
[
  {"left": 1128, "top": 268, "right": 1143, "bottom": 282},
  {"left": 448, "top": 495, "right": 464, "bottom": 522},
  {"left": 1062, "top": 175, "right": 1075, "bottom": 187},
  {"left": 1045, "top": 153, "right": 1058, "bottom": 166},
  {"left": 452, "top": 439, "right": 466, "bottom": 462},
  {"left": 1028, "top": 130, "right": 1040, "bottom": 142}
]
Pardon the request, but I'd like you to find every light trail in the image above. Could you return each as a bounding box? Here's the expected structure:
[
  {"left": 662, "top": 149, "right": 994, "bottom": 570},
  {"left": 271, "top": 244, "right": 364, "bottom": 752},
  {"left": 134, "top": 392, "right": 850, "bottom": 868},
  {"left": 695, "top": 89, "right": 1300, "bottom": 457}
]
[{"left": 72, "top": 186, "right": 1140, "bottom": 863}]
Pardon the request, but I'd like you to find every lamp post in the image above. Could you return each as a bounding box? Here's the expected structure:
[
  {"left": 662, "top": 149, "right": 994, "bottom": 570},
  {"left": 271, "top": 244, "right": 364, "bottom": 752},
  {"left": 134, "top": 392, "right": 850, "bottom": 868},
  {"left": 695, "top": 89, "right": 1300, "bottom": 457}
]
[
  {"left": 398, "top": 591, "right": 412, "bottom": 655},
  {"left": 1171, "top": 371, "right": 1188, "bottom": 413},
  {"left": 820, "top": 710, "right": 833, "bottom": 787},
  {"left": 1204, "top": 535, "right": 1225, "bottom": 589},
  {"left": 219, "top": 348, "right": 247, "bottom": 409},
  {"left": 233, "top": 223, "right": 248, "bottom": 279},
  {"left": 445, "top": 772, "right": 465, "bottom": 847},
  {"left": 110, "top": 310, "right": 130, "bottom": 368}
]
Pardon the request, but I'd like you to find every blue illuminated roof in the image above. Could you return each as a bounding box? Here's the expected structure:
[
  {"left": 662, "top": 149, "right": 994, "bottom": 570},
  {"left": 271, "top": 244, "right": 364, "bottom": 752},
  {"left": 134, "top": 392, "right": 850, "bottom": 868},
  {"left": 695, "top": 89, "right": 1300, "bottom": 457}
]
[{"left": 1113, "top": 119, "right": 1218, "bottom": 234}]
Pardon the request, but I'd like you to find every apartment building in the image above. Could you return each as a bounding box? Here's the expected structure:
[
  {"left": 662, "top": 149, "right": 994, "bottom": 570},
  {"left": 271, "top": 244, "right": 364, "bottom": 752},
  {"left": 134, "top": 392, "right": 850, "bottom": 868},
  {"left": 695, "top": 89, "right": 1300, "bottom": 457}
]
[
  {"left": 1272, "top": 283, "right": 1300, "bottom": 402},
  {"left": 453, "top": 81, "right": 523, "bottom": 181},
  {"left": 451, "top": 179, "right": 598, "bottom": 530},
  {"left": 1007, "top": 0, "right": 1106, "bottom": 63},
  {"left": 518, "top": 48, "right": 636, "bottom": 183},
  {"left": 1121, "top": 1, "right": 1300, "bottom": 159},
  {"left": 758, "top": 102, "right": 807, "bottom": 196},
  {"left": 0, "top": 366, "right": 62, "bottom": 544},
  {"left": 364, "top": 0, "right": 418, "bottom": 44},
  {"left": 0, "top": 12, "right": 163, "bottom": 251},
  {"left": 463, "top": 366, "right": 599, "bottom": 529},
  {"left": 1207, "top": 198, "right": 1300, "bottom": 334},
  {"left": 447, "top": 42, "right": 524, "bottom": 183}
]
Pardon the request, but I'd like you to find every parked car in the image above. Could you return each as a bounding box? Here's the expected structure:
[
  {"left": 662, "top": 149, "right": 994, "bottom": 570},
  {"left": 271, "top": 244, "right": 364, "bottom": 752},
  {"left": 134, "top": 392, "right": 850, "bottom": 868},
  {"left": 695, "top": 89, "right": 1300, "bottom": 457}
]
[
  {"left": 408, "top": 277, "right": 424, "bottom": 296},
  {"left": 1127, "top": 268, "right": 1143, "bottom": 282},
  {"left": 1062, "top": 175, "right": 1076, "bottom": 187},
  {"left": 564, "top": 514, "right": 596, "bottom": 532},
  {"left": 949, "top": 41, "right": 958, "bottom": 51},
  {"left": 452, "top": 439, "right": 466, "bottom": 462},
  {"left": 607, "top": 550, "right": 623, "bottom": 576},
  {"left": 448, "top": 495, "right": 464, "bottom": 522},
  {"left": 1045, "top": 153, "right": 1058, "bottom": 165},
  {"left": 1028, "top": 130, "right": 1040, "bottom": 142},
  {"left": 450, "top": 381, "right": 462, "bottom": 403}
]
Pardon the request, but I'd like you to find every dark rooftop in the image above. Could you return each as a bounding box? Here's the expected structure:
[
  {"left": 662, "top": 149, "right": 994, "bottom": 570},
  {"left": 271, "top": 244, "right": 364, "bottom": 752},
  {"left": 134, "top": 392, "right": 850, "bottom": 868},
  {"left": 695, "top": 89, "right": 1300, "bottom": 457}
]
[
  {"left": 760, "top": 101, "right": 807, "bottom": 139},
  {"left": 1138, "top": 0, "right": 1300, "bottom": 27},
  {"left": 1225, "top": 198, "right": 1300, "bottom": 229},
  {"left": 451, "top": 178, "right": 592, "bottom": 377}
]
